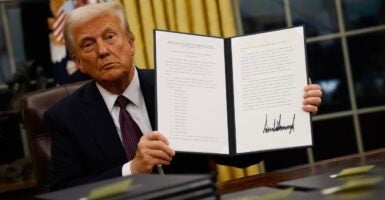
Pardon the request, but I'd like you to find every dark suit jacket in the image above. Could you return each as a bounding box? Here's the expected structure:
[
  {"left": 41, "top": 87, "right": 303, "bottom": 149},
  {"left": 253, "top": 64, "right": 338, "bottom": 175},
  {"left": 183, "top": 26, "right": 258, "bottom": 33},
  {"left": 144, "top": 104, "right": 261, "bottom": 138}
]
[
  {"left": 45, "top": 69, "right": 262, "bottom": 191},
  {"left": 45, "top": 69, "right": 207, "bottom": 190}
]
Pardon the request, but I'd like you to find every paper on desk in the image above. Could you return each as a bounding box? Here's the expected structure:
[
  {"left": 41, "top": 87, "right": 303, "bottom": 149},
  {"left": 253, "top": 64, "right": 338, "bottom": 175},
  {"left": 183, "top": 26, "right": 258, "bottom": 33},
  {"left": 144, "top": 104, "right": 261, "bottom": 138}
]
[
  {"left": 85, "top": 179, "right": 133, "bottom": 200},
  {"left": 228, "top": 187, "right": 293, "bottom": 200},
  {"left": 330, "top": 165, "right": 375, "bottom": 178},
  {"left": 256, "top": 187, "right": 293, "bottom": 200},
  {"left": 321, "top": 176, "right": 383, "bottom": 195}
]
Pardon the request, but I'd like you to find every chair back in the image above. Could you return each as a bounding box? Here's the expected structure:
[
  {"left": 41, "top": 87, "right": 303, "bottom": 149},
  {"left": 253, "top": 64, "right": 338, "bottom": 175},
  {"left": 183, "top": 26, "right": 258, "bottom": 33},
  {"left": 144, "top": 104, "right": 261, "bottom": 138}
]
[{"left": 20, "top": 80, "right": 88, "bottom": 192}]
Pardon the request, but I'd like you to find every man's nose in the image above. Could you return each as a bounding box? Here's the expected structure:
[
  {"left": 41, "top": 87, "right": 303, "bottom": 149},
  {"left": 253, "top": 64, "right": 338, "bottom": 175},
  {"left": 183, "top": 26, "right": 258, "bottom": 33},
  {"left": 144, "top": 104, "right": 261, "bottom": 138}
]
[{"left": 97, "top": 41, "right": 110, "bottom": 58}]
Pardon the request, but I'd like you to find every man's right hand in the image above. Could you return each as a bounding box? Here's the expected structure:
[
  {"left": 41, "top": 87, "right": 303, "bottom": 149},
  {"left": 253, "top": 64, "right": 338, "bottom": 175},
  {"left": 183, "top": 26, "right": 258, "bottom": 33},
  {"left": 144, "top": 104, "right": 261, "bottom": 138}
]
[{"left": 130, "top": 131, "right": 175, "bottom": 174}]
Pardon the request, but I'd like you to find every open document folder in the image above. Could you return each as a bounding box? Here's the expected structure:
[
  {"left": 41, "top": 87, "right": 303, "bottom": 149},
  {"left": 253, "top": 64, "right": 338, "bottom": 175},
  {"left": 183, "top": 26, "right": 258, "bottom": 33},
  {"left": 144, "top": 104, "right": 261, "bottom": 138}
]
[{"left": 155, "top": 26, "right": 312, "bottom": 155}]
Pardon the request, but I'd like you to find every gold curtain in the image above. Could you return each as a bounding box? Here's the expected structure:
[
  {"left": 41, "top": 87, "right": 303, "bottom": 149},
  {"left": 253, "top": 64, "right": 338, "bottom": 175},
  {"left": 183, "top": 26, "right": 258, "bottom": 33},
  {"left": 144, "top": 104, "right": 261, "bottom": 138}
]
[
  {"left": 121, "top": 0, "right": 237, "bottom": 69},
  {"left": 121, "top": 0, "right": 261, "bottom": 182},
  {"left": 216, "top": 162, "right": 264, "bottom": 182}
]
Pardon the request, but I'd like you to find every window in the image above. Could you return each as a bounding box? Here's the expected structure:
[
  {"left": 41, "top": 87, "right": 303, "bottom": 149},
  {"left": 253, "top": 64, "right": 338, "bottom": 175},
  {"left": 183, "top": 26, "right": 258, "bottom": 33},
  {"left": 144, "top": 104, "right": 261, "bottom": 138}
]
[
  {"left": 239, "top": 0, "right": 385, "bottom": 168},
  {"left": 0, "top": 1, "right": 51, "bottom": 85},
  {"left": 0, "top": 9, "right": 12, "bottom": 84}
]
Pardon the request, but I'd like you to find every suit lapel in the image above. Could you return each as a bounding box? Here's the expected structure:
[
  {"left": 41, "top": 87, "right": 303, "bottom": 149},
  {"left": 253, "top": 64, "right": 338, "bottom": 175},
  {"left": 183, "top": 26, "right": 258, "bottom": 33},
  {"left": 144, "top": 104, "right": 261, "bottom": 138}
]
[{"left": 81, "top": 82, "right": 127, "bottom": 162}]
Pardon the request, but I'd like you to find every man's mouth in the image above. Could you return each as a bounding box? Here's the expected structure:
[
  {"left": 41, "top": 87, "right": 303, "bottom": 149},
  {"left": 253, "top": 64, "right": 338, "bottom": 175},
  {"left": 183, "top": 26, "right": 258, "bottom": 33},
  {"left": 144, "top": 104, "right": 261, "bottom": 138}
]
[{"left": 101, "top": 62, "right": 116, "bottom": 70}]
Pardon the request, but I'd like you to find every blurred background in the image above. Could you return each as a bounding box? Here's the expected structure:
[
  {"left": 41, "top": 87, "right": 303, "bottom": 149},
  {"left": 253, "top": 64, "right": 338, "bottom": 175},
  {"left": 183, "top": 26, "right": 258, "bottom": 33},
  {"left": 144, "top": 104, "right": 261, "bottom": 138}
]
[
  {"left": 0, "top": 0, "right": 384, "bottom": 198},
  {"left": 238, "top": 0, "right": 385, "bottom": 170}
]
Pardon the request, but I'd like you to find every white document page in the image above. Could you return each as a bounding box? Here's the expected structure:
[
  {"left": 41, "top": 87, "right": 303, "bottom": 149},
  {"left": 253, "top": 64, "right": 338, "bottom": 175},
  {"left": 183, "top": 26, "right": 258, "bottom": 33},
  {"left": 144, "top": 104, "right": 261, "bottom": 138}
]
[
  {"left": 156, "top": 31, "right": 229, "bottom": 154},
  {"left": 231, "top": 27, "right": 312, "bottom": 153}
]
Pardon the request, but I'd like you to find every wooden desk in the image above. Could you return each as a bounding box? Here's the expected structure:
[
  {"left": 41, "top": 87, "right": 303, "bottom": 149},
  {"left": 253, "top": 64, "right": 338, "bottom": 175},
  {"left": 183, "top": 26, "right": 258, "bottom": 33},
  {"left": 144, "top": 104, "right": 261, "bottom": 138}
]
[
  {"left": 217, "top": 148, "right": 385, "bottom": 194},
  {"left": 0, "top": 178, "right": 36, "bottom": 194},
  {"left": 0, "top": 177, "right": 37, "bottom": 200}
]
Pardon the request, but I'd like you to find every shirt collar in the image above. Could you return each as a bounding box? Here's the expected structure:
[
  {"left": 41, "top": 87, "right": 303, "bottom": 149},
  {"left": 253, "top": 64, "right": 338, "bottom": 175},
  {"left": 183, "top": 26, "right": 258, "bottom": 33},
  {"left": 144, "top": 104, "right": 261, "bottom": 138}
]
[{"left": 96, "top": 67, "right": 142, "bottom": 112}]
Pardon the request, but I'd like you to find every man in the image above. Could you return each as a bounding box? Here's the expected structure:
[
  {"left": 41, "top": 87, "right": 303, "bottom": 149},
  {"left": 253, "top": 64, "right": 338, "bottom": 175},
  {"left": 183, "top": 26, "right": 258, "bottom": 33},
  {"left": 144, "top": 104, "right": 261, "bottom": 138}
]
[{"left": 45, "top": 2, "right": 322, "bottom": 191}]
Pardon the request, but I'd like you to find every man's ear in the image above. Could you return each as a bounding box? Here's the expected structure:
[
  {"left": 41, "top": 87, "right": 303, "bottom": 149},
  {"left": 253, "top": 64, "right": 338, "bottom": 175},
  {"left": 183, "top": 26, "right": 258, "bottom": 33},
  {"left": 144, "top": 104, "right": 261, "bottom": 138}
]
[
  {"left": 73, "top": 56, "right": 87, "bottom": 73},
  {"left": 129, "top": 39, "right": 135, "bottom": 56}
]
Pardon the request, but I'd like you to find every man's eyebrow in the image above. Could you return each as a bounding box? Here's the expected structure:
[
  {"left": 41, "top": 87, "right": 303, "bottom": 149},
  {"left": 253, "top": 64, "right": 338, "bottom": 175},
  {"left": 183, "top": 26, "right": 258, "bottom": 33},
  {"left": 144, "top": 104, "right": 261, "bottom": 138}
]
[
  {"left": 76, "top": 23, "right": 118, "bottom": 43},
  {"left": 102, "top": 26, "right": 118, "bottom": 34},
  {"left": 99, "top": 21, "right": 115, "bottom": 31}
]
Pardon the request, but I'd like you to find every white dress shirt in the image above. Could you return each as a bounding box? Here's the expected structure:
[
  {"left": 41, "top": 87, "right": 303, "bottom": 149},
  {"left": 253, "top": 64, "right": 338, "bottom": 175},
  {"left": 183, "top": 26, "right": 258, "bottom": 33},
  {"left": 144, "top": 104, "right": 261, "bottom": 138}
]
[{"left": 96, "top": 68, "right": 152, "bottom": 176}]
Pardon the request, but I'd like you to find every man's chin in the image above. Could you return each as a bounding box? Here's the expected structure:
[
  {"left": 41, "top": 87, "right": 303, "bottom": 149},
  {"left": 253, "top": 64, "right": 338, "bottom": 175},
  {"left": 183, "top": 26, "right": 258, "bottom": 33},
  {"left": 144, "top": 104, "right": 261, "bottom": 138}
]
[{"left": 99, "top": 72, "right": 128, "bottom": 82}]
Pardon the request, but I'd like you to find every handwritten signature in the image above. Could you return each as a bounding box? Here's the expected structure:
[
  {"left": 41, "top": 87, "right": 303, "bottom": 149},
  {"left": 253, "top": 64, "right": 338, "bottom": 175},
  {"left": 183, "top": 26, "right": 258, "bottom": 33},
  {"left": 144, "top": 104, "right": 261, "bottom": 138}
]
[{"left": 263, "top": 114, "right": 295, "bottom": 134}]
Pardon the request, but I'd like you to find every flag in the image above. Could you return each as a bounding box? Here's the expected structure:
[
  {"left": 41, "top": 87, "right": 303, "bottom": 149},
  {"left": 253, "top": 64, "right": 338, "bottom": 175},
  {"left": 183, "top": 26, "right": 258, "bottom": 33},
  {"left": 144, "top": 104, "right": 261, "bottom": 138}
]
[
  {"left": 49, "top": 0, "right": 90, "bottom": 84},
  {"left": 52, "top": 0, "right": 74, "bottom": 43}
]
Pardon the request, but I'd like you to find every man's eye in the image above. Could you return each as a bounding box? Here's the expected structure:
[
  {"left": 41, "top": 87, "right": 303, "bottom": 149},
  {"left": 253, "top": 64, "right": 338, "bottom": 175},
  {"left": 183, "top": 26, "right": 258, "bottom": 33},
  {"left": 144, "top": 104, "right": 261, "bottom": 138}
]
[
  {"left": 82, "top": 42, "right": 94, "bottom": 51},
  {"left": 106, "top": 33, "right": 116, "bottom": 41}
]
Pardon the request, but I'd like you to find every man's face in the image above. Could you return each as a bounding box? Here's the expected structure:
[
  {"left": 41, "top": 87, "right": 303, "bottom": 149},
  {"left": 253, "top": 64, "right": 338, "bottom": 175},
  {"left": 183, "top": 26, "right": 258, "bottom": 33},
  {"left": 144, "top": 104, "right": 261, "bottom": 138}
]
[{"left": 72, "top": 14, "right": 134, "bottom": 84}]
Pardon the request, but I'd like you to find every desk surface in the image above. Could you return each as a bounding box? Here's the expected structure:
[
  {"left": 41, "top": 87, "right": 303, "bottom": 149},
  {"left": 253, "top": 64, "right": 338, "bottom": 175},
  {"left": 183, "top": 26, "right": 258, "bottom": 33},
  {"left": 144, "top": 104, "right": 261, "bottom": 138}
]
[
  {"left": 217, "top": 148, "right": 385, "bottom": 194},
  {"left": 0, "top": 176, "right": 36, "bottom": 193},
  {"left": 3, "top": 148, "right": 385, "bottom": 198}
]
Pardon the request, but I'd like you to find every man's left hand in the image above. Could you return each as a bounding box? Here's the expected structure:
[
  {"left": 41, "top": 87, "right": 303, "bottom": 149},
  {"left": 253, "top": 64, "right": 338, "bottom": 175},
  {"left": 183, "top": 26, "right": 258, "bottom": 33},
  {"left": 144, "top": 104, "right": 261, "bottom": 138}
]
[{"left": 303, "top": 84, "right": 322, "bottom": 115}]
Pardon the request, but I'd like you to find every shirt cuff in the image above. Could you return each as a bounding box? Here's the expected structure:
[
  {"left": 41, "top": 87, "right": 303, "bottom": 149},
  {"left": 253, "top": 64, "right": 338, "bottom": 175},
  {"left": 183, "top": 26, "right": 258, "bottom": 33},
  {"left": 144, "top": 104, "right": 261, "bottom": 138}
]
[{"left": 122, "top": 161, "right": 132, "bottom": 176}]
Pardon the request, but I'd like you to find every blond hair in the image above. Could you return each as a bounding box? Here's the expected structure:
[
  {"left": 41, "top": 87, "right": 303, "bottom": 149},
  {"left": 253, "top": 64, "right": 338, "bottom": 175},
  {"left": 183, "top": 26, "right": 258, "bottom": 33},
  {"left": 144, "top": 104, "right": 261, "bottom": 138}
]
[{"left": 63, "top": 1, "right": 134, "bottom": 57}]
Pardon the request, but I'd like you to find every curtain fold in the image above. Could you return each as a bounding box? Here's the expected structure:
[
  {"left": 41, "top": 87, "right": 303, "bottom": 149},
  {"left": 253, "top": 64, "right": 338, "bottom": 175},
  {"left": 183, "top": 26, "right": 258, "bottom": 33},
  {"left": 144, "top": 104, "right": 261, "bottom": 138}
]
[
  {"left": 190, "top": 0, "right": 207, "bottom": 35},
  {"left": 122, "top": 0, "right": 148, "bottom": 67},
  {"left": 206, "top": 0, "right": 221, "bottom": 37},
  {"left": 216, "top": 163, "right": 262, "bottom": 182},
  {"left": 218, "top": 0, "right": 236, "bottom": 37},
  {"left": 164, "top": 0, "right": 176, "bottom": 31},
  {"left": 138, "top": 0, "right": 155, "bottom": 67}
]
